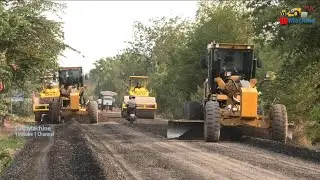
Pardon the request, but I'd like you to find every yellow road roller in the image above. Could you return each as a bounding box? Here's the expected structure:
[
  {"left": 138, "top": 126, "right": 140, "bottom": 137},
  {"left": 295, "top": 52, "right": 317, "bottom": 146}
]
[{"left": 121, "top": 76, "right": 157, "bottom": 119}]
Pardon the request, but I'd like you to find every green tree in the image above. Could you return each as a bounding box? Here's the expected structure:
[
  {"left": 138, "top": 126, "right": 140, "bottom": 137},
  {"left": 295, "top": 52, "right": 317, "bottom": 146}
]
[
  {"left": 90, "top": 1, "right": 254, "bottom": 118},
  {"left": 247, "top": 0, "right": 320, "bottom": 142},
  {"left": 0, "top": 0, "right": 73, "bottom": 117}
]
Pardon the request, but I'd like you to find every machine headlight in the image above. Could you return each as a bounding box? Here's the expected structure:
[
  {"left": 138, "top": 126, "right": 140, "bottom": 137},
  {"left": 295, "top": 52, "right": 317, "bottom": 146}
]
[
  {"left": 216, "top": 43, "right": 219, "bottom": 48},
  {"left": 247, "top": 46, "right": 251, "bottom": 49},
  {"left": 226, "top": 71, "right": 231, "bottom": 76}
]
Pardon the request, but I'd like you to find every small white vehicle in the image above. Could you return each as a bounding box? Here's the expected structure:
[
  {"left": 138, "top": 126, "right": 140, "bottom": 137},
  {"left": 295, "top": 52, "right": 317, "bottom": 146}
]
[
  {"left": 98, "top": 91, "right": 117, "bottom": 111},
  {"left": 101, "top": 96, "right": 114, "bottom": 111}
]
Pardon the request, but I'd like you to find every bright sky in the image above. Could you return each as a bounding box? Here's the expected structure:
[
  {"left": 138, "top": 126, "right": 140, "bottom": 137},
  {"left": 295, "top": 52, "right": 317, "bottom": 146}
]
[{"left": 56, "top": 1, "right": 197, "bottom": 73}]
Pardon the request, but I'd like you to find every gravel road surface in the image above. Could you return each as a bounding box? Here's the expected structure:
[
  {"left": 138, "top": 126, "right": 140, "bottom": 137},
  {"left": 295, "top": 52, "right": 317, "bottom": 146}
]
[{"left": 1, "top": 111, "right": 319, "bottom": 180}]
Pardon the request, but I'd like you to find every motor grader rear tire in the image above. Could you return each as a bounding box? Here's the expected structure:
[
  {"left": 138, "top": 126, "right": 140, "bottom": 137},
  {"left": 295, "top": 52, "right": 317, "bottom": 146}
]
[
  {"left": 270, "top": 104, "right": 288, "bottom": 143},
  {"left": 204, "top": 101, "right": 221, "bottom": 142},
  {"left": 48, "top": 101, "right": 61, "bottom": 124},
  {"left": 88, "top": 101, "right": 98, "bottom": 124},
  {"left": 184, "top": 101, "right": 201, "bottom": 120}
]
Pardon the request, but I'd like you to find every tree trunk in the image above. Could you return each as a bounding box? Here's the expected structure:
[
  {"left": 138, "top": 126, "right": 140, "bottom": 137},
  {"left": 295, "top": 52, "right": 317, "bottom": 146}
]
[{"left": 0, "top": 116, "right": 5, "bottom": 127}]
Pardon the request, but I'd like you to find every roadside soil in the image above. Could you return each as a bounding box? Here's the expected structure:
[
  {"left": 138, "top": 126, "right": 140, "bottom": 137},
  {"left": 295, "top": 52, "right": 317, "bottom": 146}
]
[
  {"left": 1, "top": 120, "right": 107, "bottom": 180},
  {"left": 1, "top": 110, "right": 319, "bottom": 180}
]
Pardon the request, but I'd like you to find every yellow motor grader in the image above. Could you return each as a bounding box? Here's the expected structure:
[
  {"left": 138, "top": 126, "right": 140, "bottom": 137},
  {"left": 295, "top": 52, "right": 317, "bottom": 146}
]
[
  {"left": 32, "top": 67, "right": 98, "bottom": 124},
  {"left": 121, "top": 76, "right": 157, "bottom": 119},
  {"left": 167, "top": 42, "right": 289, "bottom": 144}
]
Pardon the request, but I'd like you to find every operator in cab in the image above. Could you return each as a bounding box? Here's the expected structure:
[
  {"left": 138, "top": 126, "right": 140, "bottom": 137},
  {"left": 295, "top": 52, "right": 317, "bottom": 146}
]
[
  {"left": 42, "top": 80, "right": 54, "bottom": 94},
  {"left": 46, "top": 80, "right": 54, "bottom": 89},
  {"left": 220, "top": 56, "right": 237, "bottom": 77},
  {"left": 60, "top": 84, "right": 70, "bottom": 97},
  {"left": 133, "top": 82, "right": 142, "bottom": 91},
  {"left": 66, "top": 71, "right": 74, "bottom": 87},
  {"left": 79, "top": 85, "right": 87, "bottom": 107},
  {"left": 222, "top": 56, "right": 235, "bottom": 71}
]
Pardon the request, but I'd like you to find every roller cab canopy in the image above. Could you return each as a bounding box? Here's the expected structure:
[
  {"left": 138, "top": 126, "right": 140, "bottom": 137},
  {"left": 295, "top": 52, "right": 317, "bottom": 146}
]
[{"left": 100, "top": 91, "right": 117, "bottom": 97}]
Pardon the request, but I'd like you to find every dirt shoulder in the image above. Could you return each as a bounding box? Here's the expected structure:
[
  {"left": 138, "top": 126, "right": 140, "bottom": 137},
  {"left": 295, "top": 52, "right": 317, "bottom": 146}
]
[
  {"left": 0, "top": 120, "right": 108, "bottom": 180},
  {"left": 82, "top": 116, "right": 320, "bottom": 180},
  {"left": 0, "top": 135, "right": 25, "bottom": 175},
  {"left": 1, "top": 112, "right": 319, "bottom": 180},
  {"left": 0, "top": 116, "right": 32, "bottom": 175}
]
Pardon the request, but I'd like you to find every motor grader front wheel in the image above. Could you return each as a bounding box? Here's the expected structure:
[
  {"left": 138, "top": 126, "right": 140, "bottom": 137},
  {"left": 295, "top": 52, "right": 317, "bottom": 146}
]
[
  {"left": 270, "top": 104, "right": 288, "bottom": 143},
  {"left": 204, "top": 101, "right": 221, "bottom": 142},
  {"left": 88, "top": 101, "right": 98, "bottom": 124}
]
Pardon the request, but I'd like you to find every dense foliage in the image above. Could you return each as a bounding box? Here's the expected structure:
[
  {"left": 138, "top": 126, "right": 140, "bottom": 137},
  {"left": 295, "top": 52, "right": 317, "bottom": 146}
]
[
  {"left": 247, "top": 0, "right": 320, "bottom": 142},
  {"left": 94, "top": 0, "right": 319, "bottom": 143},
  {"left": 0, "top": 0, "right": 70, "bottom": 116}
]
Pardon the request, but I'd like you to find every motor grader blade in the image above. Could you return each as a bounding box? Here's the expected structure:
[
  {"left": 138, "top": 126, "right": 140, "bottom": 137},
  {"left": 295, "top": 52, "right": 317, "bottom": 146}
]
[{"left": 167, "top": 120, "right": 204, "bottom": 140}]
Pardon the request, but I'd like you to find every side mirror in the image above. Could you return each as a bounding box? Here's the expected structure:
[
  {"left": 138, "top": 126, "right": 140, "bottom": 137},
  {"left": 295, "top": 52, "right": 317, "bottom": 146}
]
[
  {"left": 84, "top": 74, "right": 89, "bottom": 80},
  {"left": 200, "top": 55, "right": 208, "bottom": 69},
  {"left": 258, "top": 71, "right": 276, "bottom": 87},
  {"left": 264, "top": 71, "right": 276, "bottom": 81},
  {"left": 256, "top": 59, "right": 263, "bottom": 68}
]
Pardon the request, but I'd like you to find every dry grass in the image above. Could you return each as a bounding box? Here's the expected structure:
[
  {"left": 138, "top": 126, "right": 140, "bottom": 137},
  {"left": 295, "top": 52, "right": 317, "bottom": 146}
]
[
  {"left": 0, "top": 135, "right": 25, "bottom": 175},
  {"left": 9, "top": 115, "right": 34, "bottom": 124},
  {"left": 291, "top": 122, "right": 313, "bottom": 147}
]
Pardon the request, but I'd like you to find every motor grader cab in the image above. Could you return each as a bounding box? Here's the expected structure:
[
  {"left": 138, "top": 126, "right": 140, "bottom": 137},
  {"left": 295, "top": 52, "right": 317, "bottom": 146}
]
[
  {"left": 167, "top": 42, "right": 288, "bottom": 144},
  {"left": 121, "top": 76, "right": 157, "bottom": 119},
  {"left": 33, "top": 67, "right": 98, "bottom": 124}
]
